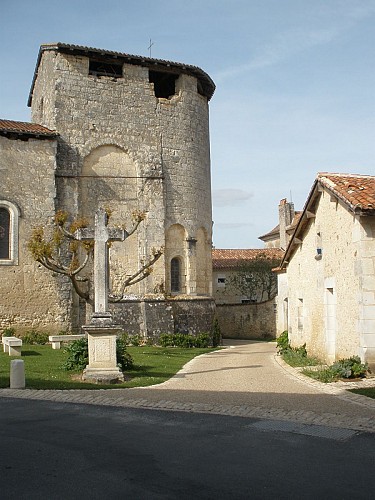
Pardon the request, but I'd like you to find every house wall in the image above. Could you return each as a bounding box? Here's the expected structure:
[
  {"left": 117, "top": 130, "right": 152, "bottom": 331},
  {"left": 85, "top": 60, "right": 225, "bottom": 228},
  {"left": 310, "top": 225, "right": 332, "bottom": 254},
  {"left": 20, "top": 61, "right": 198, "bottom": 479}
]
[
  {"left": 0, "top": 135, "right": 71, "bottom": 333},
  {"left": 279, "top": 189, "right": 375, "bottom": 366}
]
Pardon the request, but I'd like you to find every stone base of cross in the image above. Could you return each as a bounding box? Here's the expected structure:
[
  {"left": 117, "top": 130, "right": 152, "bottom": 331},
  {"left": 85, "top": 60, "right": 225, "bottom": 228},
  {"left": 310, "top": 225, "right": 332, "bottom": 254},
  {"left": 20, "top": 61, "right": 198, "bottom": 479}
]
[
  {"left": 76, "top": 208, "right": 128, "bottom": 384},
  {"left": 81, "top": 322, "right": 124, "bottom": 384}
]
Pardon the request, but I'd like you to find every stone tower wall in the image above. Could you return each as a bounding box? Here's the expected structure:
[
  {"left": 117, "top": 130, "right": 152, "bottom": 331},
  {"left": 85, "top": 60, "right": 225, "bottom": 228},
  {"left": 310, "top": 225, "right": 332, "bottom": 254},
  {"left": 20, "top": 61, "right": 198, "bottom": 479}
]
[{"left": 31, "top": 49, "right": 213, "bottom": 299}]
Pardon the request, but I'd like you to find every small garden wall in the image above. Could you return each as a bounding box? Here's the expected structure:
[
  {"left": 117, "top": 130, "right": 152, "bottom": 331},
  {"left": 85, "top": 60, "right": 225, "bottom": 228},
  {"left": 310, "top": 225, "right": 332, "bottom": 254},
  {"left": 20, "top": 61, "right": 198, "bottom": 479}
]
[{"left": 216, "top": 299, "right": 276, "bottom": 339}]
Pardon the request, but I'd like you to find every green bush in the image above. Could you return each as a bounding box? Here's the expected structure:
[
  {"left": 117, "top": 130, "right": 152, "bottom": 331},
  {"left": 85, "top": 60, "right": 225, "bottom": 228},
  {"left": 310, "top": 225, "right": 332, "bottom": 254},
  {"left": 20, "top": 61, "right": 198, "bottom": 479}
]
[
  {"left": 116, "top": 336, "right": 134, "bottom": 371},
  {"left": 159, "top": 332, "right": 212, "bottom": 348},
  {"left": 212, "top": 318, "right": 222, "bottom": 348},
  {"left": 302, "top": 356, "right": 370, "bottom": 382},
  {"left": 63, "top": 337, "right": 134, "bottom": 372},
  {"left": 2, "top": 327, "right": 16, "bottom": 337},
  {"left": 63, "top": 338, "right": 89, "bottom": 370},
  {"left": 330, "top": 356, "right": 369, "bottom": 379},
  {"left": 276, "top": 330, "right": 289, "bottom": 354},
  {"left": 22, "top": 329, "right": 49, "bottom": 345}
]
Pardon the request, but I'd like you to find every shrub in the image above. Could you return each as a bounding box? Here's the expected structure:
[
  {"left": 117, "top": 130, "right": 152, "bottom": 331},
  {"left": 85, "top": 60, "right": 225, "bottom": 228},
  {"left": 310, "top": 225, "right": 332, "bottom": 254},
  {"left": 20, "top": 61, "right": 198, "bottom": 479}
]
[
  {"left": 128, "top": 334, "right": 142, "bottom": 347},
  {"left": 212, "top": 318, "right": 222, "bottom": 348},
  {"left": 116, "top": 336, "right": 134, "bottom": 371},
  {"left": 330, "top": 356, "right": 369, "bottom": 379},
  {"left": 159, "top": 332, "right": 212, "bottom": 348},
  {"left": 63, "top": 338, "right": 89, "bottom": 370},
  {"left": 276, "top": 330, "right": 289, "bottom": 354},
  {"left": 63, "top": 337, "right": 134, "bottom": 372},
  {"left": 2, "top": 327, "right": 16, "bottom": 337},
  {"left": 22, "top": 329, "right": 49, "bottom": 345}
]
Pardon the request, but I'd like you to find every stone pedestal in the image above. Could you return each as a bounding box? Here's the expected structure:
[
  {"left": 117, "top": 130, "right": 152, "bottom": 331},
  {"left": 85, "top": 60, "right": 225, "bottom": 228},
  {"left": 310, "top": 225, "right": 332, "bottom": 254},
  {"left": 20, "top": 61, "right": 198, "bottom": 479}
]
[{"left": 81, "top": 313, "right": 124, "bottom": 384}]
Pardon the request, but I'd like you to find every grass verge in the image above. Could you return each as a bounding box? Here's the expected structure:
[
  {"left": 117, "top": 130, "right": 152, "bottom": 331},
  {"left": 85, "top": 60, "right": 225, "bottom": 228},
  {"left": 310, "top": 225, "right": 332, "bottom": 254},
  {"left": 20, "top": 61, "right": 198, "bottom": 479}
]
[
  {"left": 0, "top": 344, "right": 217, "bottom": 390},
  {"left": 349, "top": 387, "right": 375, "bottom": 399}
]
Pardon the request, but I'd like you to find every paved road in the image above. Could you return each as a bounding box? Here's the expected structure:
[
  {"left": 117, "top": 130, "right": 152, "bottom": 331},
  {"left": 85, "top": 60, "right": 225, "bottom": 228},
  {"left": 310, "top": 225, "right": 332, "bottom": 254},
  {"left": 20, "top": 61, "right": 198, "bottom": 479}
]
[
  {"left": 1, "top": 340, "right": 374, "bottom": 432},
  {"left": 1, "top": 340, "right": 375, "bottom": 499}
]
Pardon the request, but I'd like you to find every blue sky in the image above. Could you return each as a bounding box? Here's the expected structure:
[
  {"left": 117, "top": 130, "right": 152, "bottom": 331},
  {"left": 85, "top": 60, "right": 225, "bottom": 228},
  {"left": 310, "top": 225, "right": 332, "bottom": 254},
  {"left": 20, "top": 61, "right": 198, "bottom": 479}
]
[{"left": 1, "top": 0, "right": 374, "bottom": 248}]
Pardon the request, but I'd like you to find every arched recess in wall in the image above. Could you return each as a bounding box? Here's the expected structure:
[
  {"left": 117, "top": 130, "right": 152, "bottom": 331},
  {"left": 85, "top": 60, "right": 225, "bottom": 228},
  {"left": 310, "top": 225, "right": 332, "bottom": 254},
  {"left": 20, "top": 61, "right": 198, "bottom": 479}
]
[
  {"left": 0, "top": 200, "right": 20, "bottom": 266},
  {"left": 165, "top": 224, "right": 187, "bottom": 294},
  {"left": 196, "top": 227, "right": 211, "bottom": 295},
  {"left": 79, "top": 145, "right": 140, "bottom": 295}
]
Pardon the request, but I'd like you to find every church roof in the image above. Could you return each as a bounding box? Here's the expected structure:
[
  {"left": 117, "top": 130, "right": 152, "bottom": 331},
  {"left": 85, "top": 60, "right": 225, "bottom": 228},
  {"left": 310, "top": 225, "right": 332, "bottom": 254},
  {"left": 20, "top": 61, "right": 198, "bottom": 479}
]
[
  {"left": 212, "top": 248, "right": 283, "bottom": 269},
  {"left": 28, "top": 42, "right": 216, "bottom": 106},
  {"left": 0, "top": 119, "right": 57, "bottom": 139}
]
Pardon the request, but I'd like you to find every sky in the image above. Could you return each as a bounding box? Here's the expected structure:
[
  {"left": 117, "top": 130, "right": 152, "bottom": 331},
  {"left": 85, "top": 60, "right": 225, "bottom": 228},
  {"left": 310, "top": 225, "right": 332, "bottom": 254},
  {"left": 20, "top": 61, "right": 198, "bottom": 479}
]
[{"left": 1, "top": 0, "right": 375, "bottom": 248}]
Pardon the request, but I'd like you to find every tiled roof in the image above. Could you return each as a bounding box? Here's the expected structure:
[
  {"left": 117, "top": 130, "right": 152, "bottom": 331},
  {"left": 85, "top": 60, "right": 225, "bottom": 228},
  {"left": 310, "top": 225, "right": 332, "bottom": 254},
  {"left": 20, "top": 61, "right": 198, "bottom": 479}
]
[
  {"left": 28, "top": 42, "right": 216, "bottom": 106},
  {"left": 0, "top": 119, "right": 57, "bottom": 138},
  {"left": 212, "top": 248, "right": 284, "bottom": 269},
  {"left": 318, "top": 173, "right": 375, "bottom": 214},
  {"left": 279, "top": 172, "right": 375, "bottom": 271}
]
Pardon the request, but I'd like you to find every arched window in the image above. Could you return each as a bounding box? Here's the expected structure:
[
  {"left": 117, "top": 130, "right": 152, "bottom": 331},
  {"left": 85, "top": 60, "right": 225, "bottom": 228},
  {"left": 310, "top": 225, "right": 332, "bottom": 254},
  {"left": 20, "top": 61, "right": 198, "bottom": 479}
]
[
  {"left": 0, "top": 200, "right": 20, "bottom": 265},
  {"left": 171, "top": 257, "right": 181, "bottom": 293},
  {"left": 0, "top": 208, "right": 10, "bottom": 259}
]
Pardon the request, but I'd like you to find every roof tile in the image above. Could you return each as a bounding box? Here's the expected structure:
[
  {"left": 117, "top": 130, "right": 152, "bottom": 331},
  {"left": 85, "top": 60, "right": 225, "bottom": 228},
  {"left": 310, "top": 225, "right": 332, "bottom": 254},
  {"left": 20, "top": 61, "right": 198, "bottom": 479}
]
[
  {"left": 0, "top": 119, "right": 57, "bottom": 137},
  {"left": 212, "top": 248, "right": 283, "bottom": 269}
]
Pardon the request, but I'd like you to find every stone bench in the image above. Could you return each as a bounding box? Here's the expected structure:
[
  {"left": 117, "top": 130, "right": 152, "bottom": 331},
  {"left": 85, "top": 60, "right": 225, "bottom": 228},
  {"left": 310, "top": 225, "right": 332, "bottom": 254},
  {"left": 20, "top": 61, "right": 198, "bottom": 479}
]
[
  {"left": 2, "top": 336, "right": 22, "bottom": 356},
  {"left": 49, "top": 334, "right": 86, "bottom": 349}
]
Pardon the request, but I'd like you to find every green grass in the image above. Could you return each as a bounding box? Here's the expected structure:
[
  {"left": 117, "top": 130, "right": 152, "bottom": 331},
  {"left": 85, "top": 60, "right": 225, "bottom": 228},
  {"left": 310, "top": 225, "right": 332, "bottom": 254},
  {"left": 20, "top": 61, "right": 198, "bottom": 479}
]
[
  {"left": 349, "top": 387, "right": 375, "bottom": 399},
  {"left": 0, "top": 344, "right": 217, "bottom": 390},
  {"left": 281, "top": 349, "right": 322, "bottom": 368}
]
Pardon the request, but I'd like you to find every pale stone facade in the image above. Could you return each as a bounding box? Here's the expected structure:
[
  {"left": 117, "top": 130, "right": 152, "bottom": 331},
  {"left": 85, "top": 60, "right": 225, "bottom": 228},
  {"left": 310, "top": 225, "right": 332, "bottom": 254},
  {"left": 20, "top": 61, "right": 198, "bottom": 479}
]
[
  {"left": 0, "top": 43, "right": 216, "bottom": 336},
  {"left": 276, "top": 173, "right": 375, "bottom": 370}
]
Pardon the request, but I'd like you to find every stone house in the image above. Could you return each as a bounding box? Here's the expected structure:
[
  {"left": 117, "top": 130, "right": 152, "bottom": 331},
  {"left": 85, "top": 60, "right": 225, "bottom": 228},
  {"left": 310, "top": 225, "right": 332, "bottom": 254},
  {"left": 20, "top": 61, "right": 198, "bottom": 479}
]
[
  {"left": 212, "top": 248, "right": 283, "bottom": 304},
  {"left": 0, "top": 42, "right": 216, "bottom": 337},
  {"left": 276, "top": 173, "right": 375, "bottom": 370}
]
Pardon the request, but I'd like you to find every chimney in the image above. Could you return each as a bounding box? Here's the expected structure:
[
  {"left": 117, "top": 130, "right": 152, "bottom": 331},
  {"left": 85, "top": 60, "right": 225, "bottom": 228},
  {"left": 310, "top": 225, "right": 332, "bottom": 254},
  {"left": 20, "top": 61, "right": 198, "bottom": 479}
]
[{"left": 279, "top": 199, "right": 295, "bottom": 250}]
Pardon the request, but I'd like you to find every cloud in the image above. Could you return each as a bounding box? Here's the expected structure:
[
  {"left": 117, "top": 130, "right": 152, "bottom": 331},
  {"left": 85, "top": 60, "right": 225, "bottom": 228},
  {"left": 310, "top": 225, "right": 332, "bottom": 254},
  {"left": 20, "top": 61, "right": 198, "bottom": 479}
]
[{"left": 213, "top": 188, "right": 253, "bottom": 207}]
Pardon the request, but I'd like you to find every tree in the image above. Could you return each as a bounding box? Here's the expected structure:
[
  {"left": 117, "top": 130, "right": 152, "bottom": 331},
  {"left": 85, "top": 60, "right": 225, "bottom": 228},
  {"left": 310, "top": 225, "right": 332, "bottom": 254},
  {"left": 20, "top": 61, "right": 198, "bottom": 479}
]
[
  {"left": 28, "top": 209, "right": 163, "bottom": 305},
  {"left": 224, "top": 253, "right": 279, "bottom": 302}
]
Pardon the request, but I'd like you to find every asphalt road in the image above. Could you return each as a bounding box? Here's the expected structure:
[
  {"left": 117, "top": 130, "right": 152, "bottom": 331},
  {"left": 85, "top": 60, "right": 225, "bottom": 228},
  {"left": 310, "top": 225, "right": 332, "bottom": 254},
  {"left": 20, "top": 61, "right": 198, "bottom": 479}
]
[{"left": 1, "top": 397, "right": 374, "bottom": 500}]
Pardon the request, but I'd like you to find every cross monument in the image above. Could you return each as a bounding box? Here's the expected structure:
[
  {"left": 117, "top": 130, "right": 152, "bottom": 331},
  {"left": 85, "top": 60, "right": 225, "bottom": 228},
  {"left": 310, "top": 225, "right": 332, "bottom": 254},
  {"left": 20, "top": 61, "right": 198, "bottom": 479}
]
[{"left": 76, "top": 208, "right": 127, "bottom": 383}]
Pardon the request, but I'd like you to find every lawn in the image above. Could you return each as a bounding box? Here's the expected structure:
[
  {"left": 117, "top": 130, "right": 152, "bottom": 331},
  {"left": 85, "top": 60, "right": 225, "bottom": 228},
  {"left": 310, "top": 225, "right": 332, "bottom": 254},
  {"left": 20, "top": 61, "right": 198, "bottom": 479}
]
[
  {"left": 0, "top": 344, "right": 217, "bottom": 390},
  {"left": 349, "top": 387, "right": 375, "bottom": 399}
]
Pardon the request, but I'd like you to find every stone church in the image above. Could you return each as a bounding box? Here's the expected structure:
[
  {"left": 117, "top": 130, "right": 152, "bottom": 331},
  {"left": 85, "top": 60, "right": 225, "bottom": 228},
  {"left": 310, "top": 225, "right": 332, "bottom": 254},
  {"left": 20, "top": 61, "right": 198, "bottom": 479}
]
[{"left": 0, "top": 42, "right": 216, "bottom": 338}]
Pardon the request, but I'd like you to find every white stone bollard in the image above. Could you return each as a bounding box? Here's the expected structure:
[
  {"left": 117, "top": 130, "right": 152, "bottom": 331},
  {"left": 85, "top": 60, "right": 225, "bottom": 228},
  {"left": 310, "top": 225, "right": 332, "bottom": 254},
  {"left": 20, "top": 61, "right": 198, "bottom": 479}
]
[{"left": 10, "top": 359, "right": 25, "bottom": 389}]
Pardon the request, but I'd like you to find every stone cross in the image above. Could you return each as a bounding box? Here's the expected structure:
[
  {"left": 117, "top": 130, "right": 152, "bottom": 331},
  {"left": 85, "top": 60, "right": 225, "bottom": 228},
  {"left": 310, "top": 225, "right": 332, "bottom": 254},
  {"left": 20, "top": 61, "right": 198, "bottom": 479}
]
[{"left": 77, "top": 208, "right": 126, "bottom": 315}]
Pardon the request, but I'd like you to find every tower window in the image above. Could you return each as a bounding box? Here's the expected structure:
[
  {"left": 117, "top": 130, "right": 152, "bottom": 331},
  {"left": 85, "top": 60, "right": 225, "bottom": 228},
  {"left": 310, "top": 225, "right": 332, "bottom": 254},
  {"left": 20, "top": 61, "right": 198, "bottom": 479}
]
[
  {"left": 149, "top": 70, "right": 178, "bottom": 98},
  {"left": 89, "top": 60, "right": 123, "bottom": 78},
  {"left": 171, "top": 257, "right": 181, "bottom": 293}
]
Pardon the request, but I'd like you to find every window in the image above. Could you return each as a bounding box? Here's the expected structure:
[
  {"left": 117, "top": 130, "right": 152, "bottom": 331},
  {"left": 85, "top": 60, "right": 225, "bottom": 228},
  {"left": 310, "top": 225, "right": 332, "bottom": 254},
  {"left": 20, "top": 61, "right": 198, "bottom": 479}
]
[
  {"left": 171, "top": 257, "right": 181, "bottom": 293},
  {"left": 0, "top": 200, "right": 20, "bottom": 265},
  {"left": 0, "top": 208, "right": 10, "bottom": 259},
  {"left": 89, "top": 60, "right": 123, "bottom": 78},
  {"left": 217, "top": 277, "right": 226, "bottom": 285},
  {"left": 149, "top": 70, "right": 178, "bottom": 98},
  {"left": 297, "top": 298, "right": 304, "bottom": 331}
]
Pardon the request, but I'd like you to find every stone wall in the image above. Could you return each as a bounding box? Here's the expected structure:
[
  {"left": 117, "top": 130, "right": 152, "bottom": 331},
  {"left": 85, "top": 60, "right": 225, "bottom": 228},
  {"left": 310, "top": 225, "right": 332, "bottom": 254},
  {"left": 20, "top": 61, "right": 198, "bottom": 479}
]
[
  {"left": 216, "top": 300, "right": 276, "bottom": 339},
  {"left": 110, "top": 297, "right": 216, "bottom": 341},
  {"left": 0, "top": 135, "right": 71, "bottom": 333}
]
